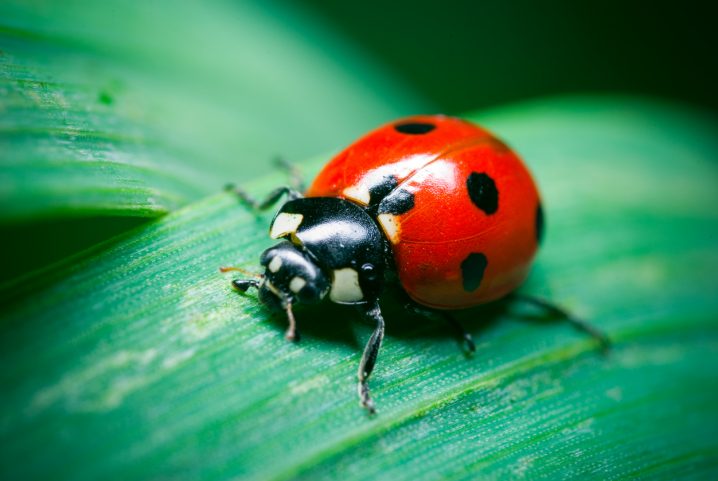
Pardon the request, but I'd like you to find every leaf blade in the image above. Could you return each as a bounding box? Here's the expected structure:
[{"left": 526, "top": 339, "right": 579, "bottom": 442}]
[
  {"left": 1, "top": 96, "right": 717, "bottom": 480},
  {"left": 0, "top": 1, "right": 430, "bottom": 222}
]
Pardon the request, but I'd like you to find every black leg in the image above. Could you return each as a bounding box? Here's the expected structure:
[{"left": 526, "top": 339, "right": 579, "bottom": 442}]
[
  {"left": 442, "top": 312, "right": 477, "bottom": 353},
  {"left": 225, "top": 184, "right": 303, "bottom": 212},
  {"left": 404, "top": 301, "right": 476, "bottom": 354},
  {"left": 226, "top": 273, "right": 300, "bottom": 342},
  {"left": 512, "top": 293, "right": 611, "bottom": 352},
  {"left": 225, "top": 157, "right": 305, "bottom": 212},
  {"left": 274, "top": 157, "right": 306, "bottom": 192},
  {"left": 356, "top": 300, "right": 385, "bottom": 414}
]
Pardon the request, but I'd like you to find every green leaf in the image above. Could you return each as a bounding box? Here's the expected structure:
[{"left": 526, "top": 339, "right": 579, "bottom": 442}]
[
  {"left": 2, "top": 96, "right": 717, "bottom": 480},
  {"left": 0, "top": 0, "right": 429, "bottom": 223},
  {"left": 0, "top": 0, "right": 429, "bottom": 282}
]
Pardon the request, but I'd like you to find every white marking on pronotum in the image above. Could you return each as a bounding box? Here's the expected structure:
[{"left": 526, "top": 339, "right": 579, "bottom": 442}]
[
  {"left": 268, "top": 256, "right": 282, "bottom": 273},
  {"left": 377, "top": 213, "right": 400, "bottom": 244},
  {"left": 289, "top": 276, "right": 306, "bottom": 293},
  {"left": 343, "top": 185, "right": 371, "bottom": 206},
  {"left": 329, "top": 268, "right": 364, "bottom": 303},
  {"left": 270, "top": 213, "right": 304, "bottom": 239}
]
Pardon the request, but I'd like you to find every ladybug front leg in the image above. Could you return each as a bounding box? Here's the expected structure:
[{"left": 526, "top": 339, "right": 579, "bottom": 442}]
[
  {"left": 274, "top": 157, "right": 306, "bottom": 192},
  {"left": 356, "top": 300, "right": 385, "bottom": 414},
  {"left": 225, "top": 157, "right": 305, "bottom": 212},
  {"left": 225, "top": 184, "right": 303, "bottom": 212},
  {"left": 223, "top": 270, "right": 300, "bottom": 341}
]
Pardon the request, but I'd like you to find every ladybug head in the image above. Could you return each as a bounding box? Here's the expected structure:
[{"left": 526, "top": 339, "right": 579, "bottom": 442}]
[{"left": 257, "top": 241, "right": 330, "bottom": 314}]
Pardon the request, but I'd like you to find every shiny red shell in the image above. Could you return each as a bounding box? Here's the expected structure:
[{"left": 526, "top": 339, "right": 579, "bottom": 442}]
[{"left": 306, "top": 115, "right": 542, "bottom": 309}]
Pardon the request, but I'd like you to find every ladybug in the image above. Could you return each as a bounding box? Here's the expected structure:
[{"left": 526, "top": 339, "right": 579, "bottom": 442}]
[{"left": 224, "top": 115, "right": 608, "bottom": 413}]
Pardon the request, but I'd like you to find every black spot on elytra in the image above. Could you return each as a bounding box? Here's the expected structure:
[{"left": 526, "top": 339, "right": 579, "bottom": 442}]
[
  {"left": 378, "top": 189, "right": 414, "bottom": 215},
  {"left": 394, "top": 122, "right": 436, "bottom": 135},
  {"left": 461, "top": 253, "right": 488, "bottom": 292},
  {"left": 368, "top": 175, "right": 399, "bottom": 208},
  {"left": 467, "top": 172, "right": 498, "bottom": 215},
  {"left": 536, "top": 203, "right": 545, "bottom": 245}
]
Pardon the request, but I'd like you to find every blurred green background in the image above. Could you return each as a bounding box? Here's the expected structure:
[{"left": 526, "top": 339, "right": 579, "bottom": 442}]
[
  {"left": 1, "top": 1, "right": 717, "bottom": 480},
  {"left": 306, "top": 0, "right": 718, "bottom": 114}
]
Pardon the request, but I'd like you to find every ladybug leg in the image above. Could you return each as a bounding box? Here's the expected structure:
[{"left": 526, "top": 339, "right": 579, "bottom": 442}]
[
  {"left": 225, "top": 157, "right": 305, "bottom": 212},
  {"left": 282, "top": 301, "right": 299, "bottom": 342},
  {"left": 356, "top": 300, "right": 385, "bottom": 414},
  {"left": 442, "top": 312, "right": 477, "bottom": 353},
  {"left": 225, "top": 184, "right": 303, "bottom": 212},
  {"left": 512, "top": 294, "right": 611, "bottom": 352},
  {"left": 226, "top": 272, "right": 301, "bottom": 342},
  {"left": 404, "top": 302, "right": 476, "bottom": 354},
  {"left": 273, "top": 157, "right": 306, "bottom": 192}
]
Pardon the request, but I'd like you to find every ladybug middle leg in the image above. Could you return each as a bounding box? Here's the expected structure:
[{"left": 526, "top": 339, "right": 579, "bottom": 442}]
[{"left": 356, "top": 300, "right": 386, "bottom": 414}]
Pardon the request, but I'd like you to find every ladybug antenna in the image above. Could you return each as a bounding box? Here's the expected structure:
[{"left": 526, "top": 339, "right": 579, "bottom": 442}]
[
  {"left": 231, "top": 278, "right": 261, "bottom": 292},
  {"left": 219, "top": 266, "right": 263, "bottom": 278}
]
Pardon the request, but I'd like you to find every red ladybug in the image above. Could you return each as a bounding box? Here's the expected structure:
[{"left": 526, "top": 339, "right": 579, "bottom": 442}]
[{"left": 224, "top": 115, "right": 608, "bottom": 413}]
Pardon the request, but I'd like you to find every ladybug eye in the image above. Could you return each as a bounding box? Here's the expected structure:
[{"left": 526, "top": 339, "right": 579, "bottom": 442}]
[
  {"left": 394, "top": 122, "right": 436, "bottom": 135},
  {"left": 361, "top": 263, "right": 377, "bottom": 280}
]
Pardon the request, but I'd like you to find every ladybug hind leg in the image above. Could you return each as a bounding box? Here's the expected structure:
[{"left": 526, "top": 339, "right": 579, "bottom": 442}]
[
  {"left": 443, "top": 312, "right": 477, "bottom": 353},
  {"left": 356, "top": 300, "right": 386, "bottom": 414},
  {"left": 511, "top": 293, "right": 611, "bottom": 353},
  {"left": 404, "top": 301, "right": 476, "bottom": 355}
]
